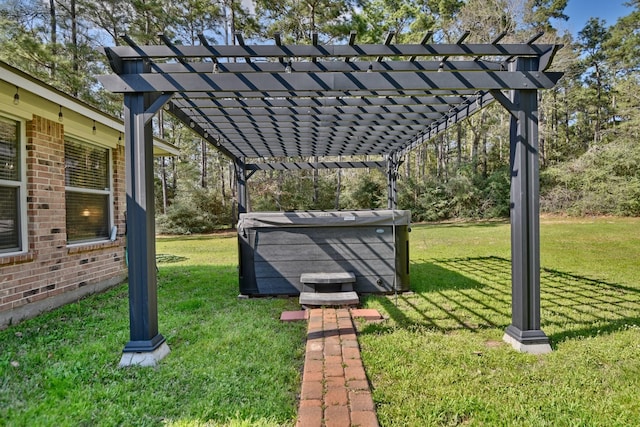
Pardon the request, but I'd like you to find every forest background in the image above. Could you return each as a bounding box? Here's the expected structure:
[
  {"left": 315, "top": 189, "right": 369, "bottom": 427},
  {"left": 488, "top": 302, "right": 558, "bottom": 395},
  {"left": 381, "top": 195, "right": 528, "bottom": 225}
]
[{"left": 1, "top": 0, "right": 639, "bottom": 233}]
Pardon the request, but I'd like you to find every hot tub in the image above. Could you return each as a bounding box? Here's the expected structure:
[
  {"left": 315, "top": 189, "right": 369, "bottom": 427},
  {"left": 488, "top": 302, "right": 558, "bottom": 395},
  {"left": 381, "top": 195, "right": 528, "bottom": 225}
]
[{"left": 237, "top": 210, "right": 410, "bottom": 295}]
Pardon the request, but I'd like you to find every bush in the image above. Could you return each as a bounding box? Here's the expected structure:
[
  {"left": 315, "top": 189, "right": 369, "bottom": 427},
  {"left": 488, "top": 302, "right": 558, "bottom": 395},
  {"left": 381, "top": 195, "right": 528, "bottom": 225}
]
[
  {"left": 397, "top": 177, "right": 446, "bottom": 221},
  {"left": 156, "top": 188, "right": 232, "bottom": 234},
  {"left": 249, "top": 171, "right": 339, "bottom": 211},
  {"left": 445, "top": 172, "right": 480, "bottom": 217},
  {"left": 540, "top": 140, "right": 640, "bottom": 216},
  {"left": 481, "top": 166, "right": 511, "bottom": 218},
  {"left": 397, "top": 167, "right": 511, "bottom": 222},
  {"left": 343, "top": 172, "right": 386, "bottom": 209}
]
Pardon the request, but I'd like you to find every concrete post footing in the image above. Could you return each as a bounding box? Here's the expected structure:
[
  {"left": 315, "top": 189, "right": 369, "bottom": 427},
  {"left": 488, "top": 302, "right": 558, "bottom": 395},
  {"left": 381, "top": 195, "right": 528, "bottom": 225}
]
[
  {"left": 119, "top": 342, "right": 171, "bottom": 367},
  {"left": 502, "top": 333, "right": 552, "bottom": 355}
]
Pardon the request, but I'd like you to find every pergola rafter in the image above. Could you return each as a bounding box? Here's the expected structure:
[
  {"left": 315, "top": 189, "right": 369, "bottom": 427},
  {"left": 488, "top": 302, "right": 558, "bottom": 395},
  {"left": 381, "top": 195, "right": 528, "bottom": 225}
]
[{"left": 98, "top": 32, "right": 563, "bottom": 365}]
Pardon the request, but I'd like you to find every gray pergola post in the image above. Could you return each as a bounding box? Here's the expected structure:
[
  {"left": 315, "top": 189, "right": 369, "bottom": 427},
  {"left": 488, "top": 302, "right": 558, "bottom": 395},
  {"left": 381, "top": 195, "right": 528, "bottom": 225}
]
[
  {"left": 386, "top": 153, "right": 399, "bottom": 209},
  {"left": 502, "top": 57, "right": 552, "bottom": 354},
  {"left": 235, "top": 157, "right": 248, "bottom": 214},
  {"left": 119, "top": 59, "right": 171, "bottom": 367}
]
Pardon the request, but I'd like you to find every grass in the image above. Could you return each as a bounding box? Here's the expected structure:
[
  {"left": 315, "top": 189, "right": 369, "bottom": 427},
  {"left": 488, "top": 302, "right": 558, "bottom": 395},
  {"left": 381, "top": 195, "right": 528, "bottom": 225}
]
[
  {"left": 0, "top": 231, "right": 307, "bottom": 427},
  {"left": 1, "top": 217, "right": 639, "bottom": 426},
  {"left": 359, "top": 216, "right": 640, "bottom": 426}
]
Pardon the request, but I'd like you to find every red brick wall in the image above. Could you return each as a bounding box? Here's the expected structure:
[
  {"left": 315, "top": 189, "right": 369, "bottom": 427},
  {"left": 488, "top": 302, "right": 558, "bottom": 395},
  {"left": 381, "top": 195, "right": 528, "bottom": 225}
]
[{"left": 0, "top": 115, "right": 127, "bottom": 327}]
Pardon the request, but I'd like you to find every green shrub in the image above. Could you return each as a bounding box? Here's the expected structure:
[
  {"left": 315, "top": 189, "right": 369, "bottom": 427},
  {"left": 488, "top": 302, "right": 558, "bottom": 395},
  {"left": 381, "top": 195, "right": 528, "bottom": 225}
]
[
  {"left": 156, "top": 188, "right": 232, "bottom": 234},
  {"left": 397, "top": 167, "right": 511, "bottom": 222},
  {"left": 481, "top": 166, "right": 511, "bottom": 218},
  {"left": 344, "top": 172, "right": 386, "bottom": 209},
  {"left": 540, "top": 140, "right": 640, "bottom": 216}
]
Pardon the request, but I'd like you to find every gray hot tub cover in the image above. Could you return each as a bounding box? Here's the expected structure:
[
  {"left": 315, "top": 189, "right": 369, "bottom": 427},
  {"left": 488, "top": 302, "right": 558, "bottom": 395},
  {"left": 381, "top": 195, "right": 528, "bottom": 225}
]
[{"left": 237, "top": 210, "right": 411, "bottom": 230}]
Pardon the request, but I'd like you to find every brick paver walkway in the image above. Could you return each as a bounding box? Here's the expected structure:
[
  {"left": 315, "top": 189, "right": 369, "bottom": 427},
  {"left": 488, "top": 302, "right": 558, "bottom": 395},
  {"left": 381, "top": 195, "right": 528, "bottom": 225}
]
[{"left": 296, "top": 308, "right": 379, "bottom": 427}]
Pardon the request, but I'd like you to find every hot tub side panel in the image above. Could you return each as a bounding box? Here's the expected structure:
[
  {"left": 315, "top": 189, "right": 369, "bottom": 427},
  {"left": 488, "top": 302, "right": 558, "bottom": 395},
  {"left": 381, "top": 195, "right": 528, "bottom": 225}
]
[{"left": 238, "top": 216, "right": 410, "bottom": 295}]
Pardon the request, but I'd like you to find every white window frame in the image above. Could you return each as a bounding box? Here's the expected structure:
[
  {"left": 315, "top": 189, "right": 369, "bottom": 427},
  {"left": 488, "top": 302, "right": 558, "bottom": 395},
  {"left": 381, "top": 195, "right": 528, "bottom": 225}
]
[
  {"left": 64, "top": 136, "right": 114, "bottom": 246},
  {"left": 0, "top": 114, "right": 27, "bottom": 256}
]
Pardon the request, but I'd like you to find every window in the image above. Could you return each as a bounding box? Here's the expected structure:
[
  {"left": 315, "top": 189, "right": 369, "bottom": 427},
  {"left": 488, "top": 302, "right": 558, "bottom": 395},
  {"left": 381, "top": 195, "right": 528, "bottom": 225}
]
[
  {"left": 65, "top": 138, "right": 111, "bottom": 243},
  {"left": 0, "top": 116, "right": 23, "bottom": 253}
]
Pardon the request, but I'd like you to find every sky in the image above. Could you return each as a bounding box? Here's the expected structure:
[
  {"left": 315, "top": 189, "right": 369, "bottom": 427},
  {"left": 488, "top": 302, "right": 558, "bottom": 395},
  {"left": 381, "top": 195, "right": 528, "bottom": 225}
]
[{"left": 558, "top": 0, "right": 634, "bottom": 35}]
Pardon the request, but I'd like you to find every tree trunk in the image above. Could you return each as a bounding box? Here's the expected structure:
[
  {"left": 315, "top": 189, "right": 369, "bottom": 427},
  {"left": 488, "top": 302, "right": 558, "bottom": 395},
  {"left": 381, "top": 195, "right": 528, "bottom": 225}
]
[
  {"left": 404, "top": 151, "right": 411, "bottom": 180},
  {"left": 442, "top": 134, "right": 448, "bottom": 181},
  {"left": 434, "top": 139, "right": 440, "bottom": 179},
  {"left": 201, "top": 138, "right": 207, "bottom": 188},
  {"left": 471, "top": 129, "right": 479, "bottom": 175},
  {"left": 456, "top": 124, "right": 462, "bottom": 168},
  {"left": 161, "top": 157, "right": 168, "bottom": 214},
  {"left": 223, "top": 1, "right": 229, "bottom": 44},
  {"left": 220, "top": 157, "right": 227, "bottom": 205},
  {"left": 171, "top": 157, "right": 177, "bottom": 190},
  {"left": 594, "top": 62, "right": 602, "bottom": 145},
  {"left": 223, "top": 0, "right": 236, "bottom": 45},
  {"left": 471, "top": 110, "right": 486, "bottom": 175},
  {"left": 49, "top": 0, "right": 56, "bottom": 78},
  {"left": 71, "top": 0, "right": 78, "bottom": 80},
  {"left": 421, "top": 144, "right": 427, "bottom": 179},
  {"left": 230, "top": 1, "right": 236, "bottom": 38},
  {"left": 309, "top": 2, "right": 316, "bottom": 35},
  {"left": 564, "top": 89, "right": 570, "bottom": 150},
  {"left": 482, "top": 134, "right": 488, "bottom": 178}
]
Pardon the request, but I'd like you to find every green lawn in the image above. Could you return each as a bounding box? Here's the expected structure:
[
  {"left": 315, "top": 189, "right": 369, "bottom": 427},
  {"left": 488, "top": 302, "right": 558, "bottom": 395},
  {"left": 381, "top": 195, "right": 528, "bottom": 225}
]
[
  {"left": 0, "top": 232, "right": 307, "bottom": 427},
  {"left": 1, "top": 218, "right": 639, "bottom": 426},
  {"left": 359, "top": 216, "right": 640, "bottom": 426}
]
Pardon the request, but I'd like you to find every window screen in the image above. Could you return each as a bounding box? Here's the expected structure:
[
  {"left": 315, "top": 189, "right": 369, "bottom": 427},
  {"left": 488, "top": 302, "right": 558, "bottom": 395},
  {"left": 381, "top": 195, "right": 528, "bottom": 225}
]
[
  {"left": 0, "top": 117, "right": 21, "bottom": 253},
  {"left": 65, "top": 139, "right": 109, "bottom": 190},
  {"left": 0, "top": 118, "right": 19, "bottom": 181},
  {"left": 64, "top": 139, "right": 111, "bottom": 243},
  {"left": 0, "top": 187, "right": 19, "bottom": 251},
  {"left": 65, "top": 191, "right": 109, "bottom": 242}
]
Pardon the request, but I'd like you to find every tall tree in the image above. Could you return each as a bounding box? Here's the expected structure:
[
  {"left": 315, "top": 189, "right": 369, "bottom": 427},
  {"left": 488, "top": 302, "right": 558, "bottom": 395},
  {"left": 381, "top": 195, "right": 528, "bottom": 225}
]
[
  {"left": 129, "top": 0, "right": 178, "bottom": 43},
  {"left": 82, "top": 0, "right": 133, "bottom": 46},
  {"left": 577, "top": 18, "right": 611, "bottom": 144},
  {"left": 173, "top": 0, "right": 222, "bottom": 44},
  {"left": 255, "top": 0, "right": 356, "bottom": 42},
  {"left": 605, "top": 1, "right": 640, "bottom": 75},
  {"left": 523, "top": 0, "right": 568, "bottom": 32},
  {"left": 455, "top": 0, "right": 515, "bottom": 41},
  {"left": 353, "top": 0, "right": 463, "bottom": 43}
]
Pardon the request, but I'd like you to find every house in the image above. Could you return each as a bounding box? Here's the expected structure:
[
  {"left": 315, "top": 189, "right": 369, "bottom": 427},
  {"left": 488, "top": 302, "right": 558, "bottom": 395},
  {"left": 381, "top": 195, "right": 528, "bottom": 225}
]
[{"left": 0, "top": 61, "right": 178, "bottom": 329}]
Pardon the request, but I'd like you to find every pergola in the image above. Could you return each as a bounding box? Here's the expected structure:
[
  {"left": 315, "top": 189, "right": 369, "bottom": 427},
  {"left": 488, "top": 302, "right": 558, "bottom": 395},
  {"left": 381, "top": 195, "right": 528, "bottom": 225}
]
[{"left": 99, "top": 32, "right": 563, "bottom": 365}]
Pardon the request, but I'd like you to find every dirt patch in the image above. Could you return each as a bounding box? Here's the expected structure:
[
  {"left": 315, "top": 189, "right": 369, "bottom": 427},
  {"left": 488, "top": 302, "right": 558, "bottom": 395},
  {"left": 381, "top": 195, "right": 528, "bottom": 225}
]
[{"left": 484, "top": 340, "right": 503, "bottom": 348}]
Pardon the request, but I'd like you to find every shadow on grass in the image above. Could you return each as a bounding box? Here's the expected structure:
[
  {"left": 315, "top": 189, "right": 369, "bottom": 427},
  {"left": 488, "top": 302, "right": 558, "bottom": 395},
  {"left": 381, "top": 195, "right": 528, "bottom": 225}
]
[
  {"left": 363, "top": 256, "right": 640, "bottom": 344},
  {"left": 156, "top": 253, "right": 188, "bottom": 263}
]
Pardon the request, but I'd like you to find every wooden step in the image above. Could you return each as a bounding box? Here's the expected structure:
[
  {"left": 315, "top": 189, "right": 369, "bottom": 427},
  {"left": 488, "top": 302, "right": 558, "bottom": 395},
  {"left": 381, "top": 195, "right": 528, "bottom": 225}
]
[
  {"left": 299, "top": 291, "right": 359, "bottom": 307},
  {"left": 300, "top": 272, "right": 356, "bottom": 284},
  {"left": 300, "top": 272, "right": 356, "bottom": 293}
]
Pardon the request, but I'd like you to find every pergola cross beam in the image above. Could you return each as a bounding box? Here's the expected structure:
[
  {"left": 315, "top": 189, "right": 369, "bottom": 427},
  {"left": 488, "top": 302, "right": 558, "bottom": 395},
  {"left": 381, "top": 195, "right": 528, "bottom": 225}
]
[
  {"left": 99, "top": 70, "right": 561, "bottom": 93},
  {"left": 104, "top": 43, "right": 558, "bottom": 60}
]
